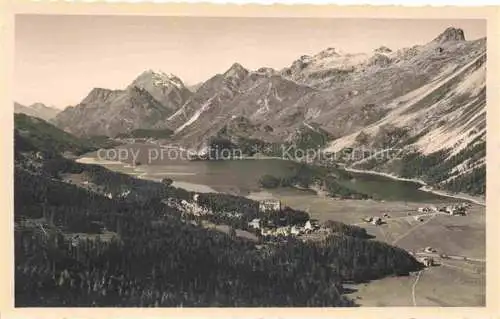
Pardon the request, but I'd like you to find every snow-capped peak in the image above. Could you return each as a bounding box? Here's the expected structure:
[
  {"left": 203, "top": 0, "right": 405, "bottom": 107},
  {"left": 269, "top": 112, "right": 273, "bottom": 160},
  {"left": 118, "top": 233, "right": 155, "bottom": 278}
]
[
  {"left": 302, "top": 48, "right": 369, "bottom": 71},
  {"left": 132, "top": 69, "right": 185, "bottom": 90},
  {"left": 150, "top": 70, "right": 185, "bottom": 89}
]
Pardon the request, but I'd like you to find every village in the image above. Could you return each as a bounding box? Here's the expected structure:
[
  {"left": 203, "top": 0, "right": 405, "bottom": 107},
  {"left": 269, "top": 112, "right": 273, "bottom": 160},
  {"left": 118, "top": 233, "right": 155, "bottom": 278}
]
[
  {"left": 360, "top": 202, "right": 470, "bottom": 226},
  {"left": 248, "top": 200, "right": 324, "bottom": 239},
  {"left": 164, "top": 195, "right": 327, "bottom": 241},
  {"left": 165, "top": 192, "right": 475, "bottom": 257},
  {"left": 358, "top": 202, "right": 473, "bottom": 268}
]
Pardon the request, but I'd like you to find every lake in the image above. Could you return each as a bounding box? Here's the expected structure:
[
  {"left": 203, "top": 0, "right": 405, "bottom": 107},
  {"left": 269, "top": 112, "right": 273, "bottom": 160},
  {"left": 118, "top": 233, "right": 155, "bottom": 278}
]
[{"left": 81, "top": 143, "right": 451, "bottom": 203}]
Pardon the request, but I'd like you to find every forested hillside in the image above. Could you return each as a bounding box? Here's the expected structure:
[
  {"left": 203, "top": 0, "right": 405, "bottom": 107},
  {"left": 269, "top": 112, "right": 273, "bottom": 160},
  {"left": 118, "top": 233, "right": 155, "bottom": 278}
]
[
  {"left": 259, "top": 163, "right": 371, "bottom": 199},
  {"left": 15, "top": 113, "right": 117, "bottom": 158}
]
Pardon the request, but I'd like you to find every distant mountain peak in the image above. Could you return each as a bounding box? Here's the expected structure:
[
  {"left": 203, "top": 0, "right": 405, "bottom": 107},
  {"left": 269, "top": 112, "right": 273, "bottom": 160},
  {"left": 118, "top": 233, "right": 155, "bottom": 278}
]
[
  {"left": 54, "top": 69, "right": 193, "bottom": 137},
  {"left": 223, "top": 63, "right": 249, "bottom": 79},
  {"left": 256, "top": 67, "right": 278, "bottom": 76},
  {"left": 14, "top": 101, "right": 60, "bottom": 121},
  {"left": 433, "top": 27, "right": 466, "bottom": 44},
  {"left": 316, "top": 47, "right": 340, "bottom": 56},
  {"left": 29, "top": 102, "right": 49, "bottom": 110},
  {"left": 374, "top": 46, "right": 392, "bottom": 54},
  {"left": 81, "top": 88, "right": 116, "bottom": 105},
  {"left": 132, "top": 69, "right": 185, "bottom": 90}
]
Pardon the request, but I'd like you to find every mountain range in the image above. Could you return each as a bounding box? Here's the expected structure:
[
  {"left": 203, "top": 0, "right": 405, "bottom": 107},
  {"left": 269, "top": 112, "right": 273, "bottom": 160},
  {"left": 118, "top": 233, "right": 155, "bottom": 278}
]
[
  {"left": 21, "top": 27, "right": 486, "bottom": 195},
  {"left": 51, "top": 70, "right": 192, "bottom": 137},
  {"left": 14, "top": 102, "right": 60, "bottom": 121}
]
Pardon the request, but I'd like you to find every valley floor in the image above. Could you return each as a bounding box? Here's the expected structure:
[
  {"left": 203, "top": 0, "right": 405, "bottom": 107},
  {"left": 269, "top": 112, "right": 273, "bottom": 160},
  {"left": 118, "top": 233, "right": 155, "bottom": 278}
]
[
  {"left": 260, "top": 191, "right": 486, "bottom": 306},
  {"left": 345, "top": 259, "right": 485, "bottom": 307}
]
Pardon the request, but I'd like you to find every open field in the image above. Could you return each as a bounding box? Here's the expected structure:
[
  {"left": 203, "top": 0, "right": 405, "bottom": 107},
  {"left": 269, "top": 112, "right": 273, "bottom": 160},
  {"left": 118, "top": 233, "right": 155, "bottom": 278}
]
[
  {"left": 347, "top": 259, "right": 485, "bottom": 306},
  {"left": 262, "top": 190, "right": 444, "bottom": 224},
  {"left": 263, "top": 191, "right": 485, "bottom": 306},
  {"left": 274, "top": 192, "right": 485, "bottom": 258}
]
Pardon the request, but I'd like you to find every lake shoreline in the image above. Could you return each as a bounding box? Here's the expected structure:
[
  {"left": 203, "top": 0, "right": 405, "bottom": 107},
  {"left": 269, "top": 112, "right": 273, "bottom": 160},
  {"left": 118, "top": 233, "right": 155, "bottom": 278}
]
[
  {"left": 76, "top": 153, "right": 478, "bottom": 204},
  {"left": 344, "top": 167, "right": 485, "bottom": 206},
  {"left": 101, "top": 142, "right": 485, "bottom": 205},
  {"left": 343, "top": 167, "right": 427, "bottom": 186},
  {"left": 76, "top": 156, "right": 220, "bottom": 194}
]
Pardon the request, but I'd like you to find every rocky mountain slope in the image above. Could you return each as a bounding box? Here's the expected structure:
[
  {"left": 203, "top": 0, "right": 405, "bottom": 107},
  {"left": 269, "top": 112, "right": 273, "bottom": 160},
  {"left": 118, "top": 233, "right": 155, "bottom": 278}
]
[
  {"left": 323, "top": 29, "right": 486, "bottom": 195},
  {"left": 53, "top": 71, "right": 192, "bottom": 137},
  {"left": 14, "top": 102, "right": 60, "bottom": 121},
  {"left": 129, "top": 70, "right": 193, "bottom": 112},
  {"left": 160, "top": 62, "right": 321, "bottom": 148}
]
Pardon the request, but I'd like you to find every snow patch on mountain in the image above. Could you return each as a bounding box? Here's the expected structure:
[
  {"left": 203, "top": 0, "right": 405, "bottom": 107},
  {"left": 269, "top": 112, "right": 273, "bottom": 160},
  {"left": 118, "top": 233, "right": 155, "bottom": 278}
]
[
  {"left": 256, "top": 97, "right": 270, "bottom": 115},
  {"left": 150, "top": 70, "right": 185, "bottom": 89},
  {"left": 174, "top": 95, "right": 217, "bottom": 134},
  {"left": 309, "top": 48, "right": 369, "bottom": 71},
  {"left": 325, "top": 50, "right": 485, "bottom": 157},
  {"left": 454, "top": 64, "right": 485, "bottom": 96}
]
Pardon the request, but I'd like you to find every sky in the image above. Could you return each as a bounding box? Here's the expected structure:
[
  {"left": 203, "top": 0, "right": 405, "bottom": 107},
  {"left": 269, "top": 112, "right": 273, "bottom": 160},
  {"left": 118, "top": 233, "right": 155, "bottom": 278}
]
[{"left": 15, "top": 15, "right": 486, "bottom": 108}]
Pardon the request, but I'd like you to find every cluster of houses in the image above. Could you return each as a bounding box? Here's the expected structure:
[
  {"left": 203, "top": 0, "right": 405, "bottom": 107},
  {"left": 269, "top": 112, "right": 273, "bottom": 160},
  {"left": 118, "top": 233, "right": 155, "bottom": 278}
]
[
  {"left": 248, "top": 218, "right": 321, "bottom": 237},
  {"left": 417, "top": 256, "right": 435, "bottom": 267},
  {"left": 440, "top": 203, "right": 470, "bottom": 216},
  {"left": 259, "top": 199, "right": 282, "bottom": 213},
  {"left": 360, "top": 202, "right": 472, "bottom": 227},
  {"left": 163, "top": 193, "right": 244, "bottom": 219},
  {"left": 248, "top": 199, "right": 324, "bottom": 238},
  {"left": 180, "top": 195, "right": 215, "bottom": 217},
  {"left": 362, "top": 216, "right": 384, "bottom": 225},
  {"left": 103, "top": 189, "right": 131, "bottom": 200},
  {"left": 417, "top": 202, "right": 470, "bottom": 216},
  {"left": 163, "top": 194, "right": 212, "bottom": 217},
  {"left": 161, "top": 195, "right": 345, "bottom": 240}
]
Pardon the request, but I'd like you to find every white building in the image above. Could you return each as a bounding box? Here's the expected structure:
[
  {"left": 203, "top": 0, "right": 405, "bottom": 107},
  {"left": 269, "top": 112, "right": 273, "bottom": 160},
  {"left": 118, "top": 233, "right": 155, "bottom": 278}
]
[
  {"left": 304, "top": 220, "right": 313, "bottom": 231},
  {"left": 261, "top": 228, "right": 272, "bottom": 236},
  {"left": 424, "top": 246, "right": 436, "bottom": 253},
  {"left": 417, "top": 256, "right": 434, "bottom": 267},
  {"left": 119, "top": 189, "right": 131, "bottom": 199},
  {"left": 276, "top": 226, "right": 291, "bottom": 236},
  {"left": 248, "top": 218, "right": 261, "bottom": 229},
  {"left": 290, "top": 225, "right": 301, "bottom": 236},
  {"left": 259, "top": 200, "right": 281, "bottom": 213},
  {"left": 445, "top": 206, "right": 455, "bottom": 215},
  {"left": 418, "top": 207, "right": 431, "bottom": 213}
]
